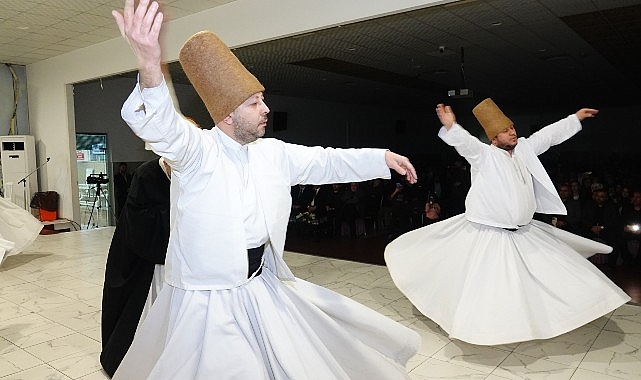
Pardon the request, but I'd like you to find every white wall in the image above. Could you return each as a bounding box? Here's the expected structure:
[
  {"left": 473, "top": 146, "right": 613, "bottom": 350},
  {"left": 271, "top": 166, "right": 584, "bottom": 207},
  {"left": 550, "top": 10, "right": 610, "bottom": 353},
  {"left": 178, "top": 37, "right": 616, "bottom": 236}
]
[{"left": 26, "top": 0, "right": 450, "bottom": 222}]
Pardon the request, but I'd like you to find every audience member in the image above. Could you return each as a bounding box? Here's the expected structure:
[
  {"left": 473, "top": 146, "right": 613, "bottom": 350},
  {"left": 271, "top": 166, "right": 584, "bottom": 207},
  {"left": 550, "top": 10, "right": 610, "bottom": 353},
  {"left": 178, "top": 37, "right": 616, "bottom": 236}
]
[
  {"left": 387, "top": 180, "right": 414, "bottom": 238},
  {"left": 423, "top": 194, "right": 442, "bottom": 225},
  {"left": 550, "top": 183, "right": 583, "bottom": 235},
  {"left": 621, "top": 190, "right": 641, "bottom": 266},
  {"left": 324, "top": 183, "right": 345, "bottom": 236},
  {"left": 618, "top": 185, "right": 632, "bottom": 215},
  {"left": 362, "top": 179, "right": 386, "bottom": 234},
  {"left": 570, "top": 179, "right": 583, "bottom": 204},
  {"left": 583, "top": 188, "right": 621, "bottom": 266},
  {"left": 290, "top": 184, "right": 315, "bottom": 220},
  {"left": 340, "top": 182, "right": 366, "bottom": 237},
  {"left": 443, "top": 159, "right": 469, "bottom": 216}
]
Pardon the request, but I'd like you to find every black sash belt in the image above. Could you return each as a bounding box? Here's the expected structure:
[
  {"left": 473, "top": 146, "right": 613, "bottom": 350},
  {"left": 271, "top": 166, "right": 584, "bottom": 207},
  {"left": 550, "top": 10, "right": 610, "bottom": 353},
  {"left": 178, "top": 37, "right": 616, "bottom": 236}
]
[
  {"left": 502, "top": 225, "right": 524, "bottom": 232},
  {"left": 247, "top": 244, "right": 265, "bottom": 278}
]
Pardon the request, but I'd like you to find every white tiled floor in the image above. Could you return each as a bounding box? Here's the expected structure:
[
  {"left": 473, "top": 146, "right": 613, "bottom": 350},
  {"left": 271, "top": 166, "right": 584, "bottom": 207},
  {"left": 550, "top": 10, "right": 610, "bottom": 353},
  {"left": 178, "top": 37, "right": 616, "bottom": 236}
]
[{"left": 1, "top": 227, "right": 640, "bottom": 379}]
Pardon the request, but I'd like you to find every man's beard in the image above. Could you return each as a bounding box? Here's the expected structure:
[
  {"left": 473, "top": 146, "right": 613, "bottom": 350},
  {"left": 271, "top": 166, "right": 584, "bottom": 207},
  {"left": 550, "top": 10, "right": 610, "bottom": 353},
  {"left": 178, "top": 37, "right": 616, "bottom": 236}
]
[
  {"left": 496, "top": 141, "right": 517, "bottom": 151},
  {"left": 233, "top": 115, "right": 265, "bottom": 145}
]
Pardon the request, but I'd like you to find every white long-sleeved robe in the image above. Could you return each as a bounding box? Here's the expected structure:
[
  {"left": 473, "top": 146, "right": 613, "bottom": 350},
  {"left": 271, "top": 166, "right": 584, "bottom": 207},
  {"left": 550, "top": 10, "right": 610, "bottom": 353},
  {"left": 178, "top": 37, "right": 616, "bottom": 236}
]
[
  {"left": 440, "top": 114, "right": 580, "bottom": 228},
  {"left": 385, "top": 115, "right": 630, "bottom": 345},
  {"left": 112, "top": 80, "right": 420, "bottom": 379}
]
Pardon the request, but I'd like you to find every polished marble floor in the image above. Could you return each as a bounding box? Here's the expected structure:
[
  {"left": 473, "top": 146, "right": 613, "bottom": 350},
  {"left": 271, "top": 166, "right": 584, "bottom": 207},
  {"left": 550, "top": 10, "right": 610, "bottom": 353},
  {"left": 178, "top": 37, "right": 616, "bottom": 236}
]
[{"left": 0, "top": 227, "right": 640, "bottom": 379}]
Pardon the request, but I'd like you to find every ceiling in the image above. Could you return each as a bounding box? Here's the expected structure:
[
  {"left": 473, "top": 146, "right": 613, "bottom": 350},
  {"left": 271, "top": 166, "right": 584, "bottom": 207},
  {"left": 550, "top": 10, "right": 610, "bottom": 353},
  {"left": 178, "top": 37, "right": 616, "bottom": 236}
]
[
  {"left": 2, "top": 0, "right": 641, "bottom": 110},
  {"left": 0, "top": 0, "right": 234, "bottom": 64}
]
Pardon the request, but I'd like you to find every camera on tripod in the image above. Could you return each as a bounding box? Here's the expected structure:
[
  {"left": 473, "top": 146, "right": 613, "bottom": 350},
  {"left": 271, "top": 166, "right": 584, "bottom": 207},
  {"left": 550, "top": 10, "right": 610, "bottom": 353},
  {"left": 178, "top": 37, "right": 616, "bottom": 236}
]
[{"left": 87, "top": 173, "right": 109, "bottom": 185}]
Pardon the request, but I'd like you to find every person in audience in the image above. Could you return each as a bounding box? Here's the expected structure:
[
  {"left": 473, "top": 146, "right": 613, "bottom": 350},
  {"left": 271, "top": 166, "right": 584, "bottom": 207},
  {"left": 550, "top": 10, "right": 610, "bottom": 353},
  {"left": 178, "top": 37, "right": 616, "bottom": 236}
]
[
  {"left": 385, "top": 98, "right": 630, "bottom": 346},
  {"left": 590, "top": 181, "right": 605, "bottom": 202},
  {"left": 296, "top": 184, "right": 332, "bottom": 236},
  {"left": 583, "top": 188, "right": 621, "bottom": 266},
  {"left": 387, "top": 179, "right": 414, "bottom": 239},
  {"left": 0, "top": 196, "right": 42, "bottom": 264},
  {"left": 340, "top": 182, "right": 367, "bottom": 237},
  {"left": 443, "top": 159, "right": 469, "bottom": 216},
  {"left": 542, "top": 183, "right": 583, "bottom": 235},
  {"left": 423, "top": 194, "right": 442, "bottom": 225},
  {"left": 618, "top": 185, "right": 632, "bottom": 215},
  {"left": 363, "top": 178, "right": 386, "bottom": 233},
  {"left": 570, "top": 179, "right": 583, "bottom": 203},
  {"left": 324, "top": 183, "right": 345, "bottom": 236},
  {"left": 621, "top": 190, "right": 641, "bottom": 266},
  {"left": 306, "top": 185, "right": 328, "bottom": 220},
  {"left": 110, "top": 1, "right": 419, "bottom": 378},
  {"left": 290, "top": 184, "right": 314, "bottom": 220}
]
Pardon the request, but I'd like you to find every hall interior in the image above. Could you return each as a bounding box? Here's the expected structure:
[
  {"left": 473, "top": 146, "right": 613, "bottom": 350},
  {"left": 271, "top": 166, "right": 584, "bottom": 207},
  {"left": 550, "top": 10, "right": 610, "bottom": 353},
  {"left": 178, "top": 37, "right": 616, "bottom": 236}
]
[{"left": 0, "top": 227, "right": 639, "bottom": 379}]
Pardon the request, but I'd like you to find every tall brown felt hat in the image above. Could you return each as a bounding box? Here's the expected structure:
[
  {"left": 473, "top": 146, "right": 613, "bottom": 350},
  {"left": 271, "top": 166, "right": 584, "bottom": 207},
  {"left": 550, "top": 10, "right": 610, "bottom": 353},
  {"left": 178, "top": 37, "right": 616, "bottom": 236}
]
[
  {"left": 472, "top": 98, "right": 513, "bottom": 140},
  {"left": 179, "top": 31, "right": 265, "bottom": 126}
]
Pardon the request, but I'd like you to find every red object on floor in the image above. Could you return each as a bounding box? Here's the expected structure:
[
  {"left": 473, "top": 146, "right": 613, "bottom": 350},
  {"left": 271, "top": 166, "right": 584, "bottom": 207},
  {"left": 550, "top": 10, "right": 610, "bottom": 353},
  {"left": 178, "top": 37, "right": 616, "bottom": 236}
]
[{"left": 39, "top": 209, "right": 57, "bottom": 221}]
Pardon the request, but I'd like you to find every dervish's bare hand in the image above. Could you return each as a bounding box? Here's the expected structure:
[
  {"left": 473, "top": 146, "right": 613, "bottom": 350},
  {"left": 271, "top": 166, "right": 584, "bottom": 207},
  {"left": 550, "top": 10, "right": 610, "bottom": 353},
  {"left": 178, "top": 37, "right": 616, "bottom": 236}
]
[
  {"left": 113, "top": 0, "right": 164, "bottom": 88},
  {"left": 436, "top": 103, "right": 456, "bottom": 129},
  {"left": 385, "top": 151, "right": 417, "bottom": 184},
  {"left": 575, "top": 108, "right": 598, "bottom": 121}
]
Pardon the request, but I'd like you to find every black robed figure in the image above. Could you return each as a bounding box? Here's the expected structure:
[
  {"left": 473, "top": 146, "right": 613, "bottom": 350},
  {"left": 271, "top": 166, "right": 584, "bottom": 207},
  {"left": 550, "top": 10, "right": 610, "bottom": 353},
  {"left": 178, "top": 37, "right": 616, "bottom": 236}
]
[{"left": 100, "top": 159, "right": 171, "bottom": 377}]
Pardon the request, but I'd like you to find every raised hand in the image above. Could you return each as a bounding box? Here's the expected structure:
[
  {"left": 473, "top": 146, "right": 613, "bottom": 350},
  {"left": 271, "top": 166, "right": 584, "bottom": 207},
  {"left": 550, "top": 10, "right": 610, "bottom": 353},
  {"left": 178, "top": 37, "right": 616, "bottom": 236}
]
[
  {"left": 436, "top": 103, "right": 456, "bottom": 129},
  {"left": 113, "top": 0, "right": 164, "bottom": 88}
]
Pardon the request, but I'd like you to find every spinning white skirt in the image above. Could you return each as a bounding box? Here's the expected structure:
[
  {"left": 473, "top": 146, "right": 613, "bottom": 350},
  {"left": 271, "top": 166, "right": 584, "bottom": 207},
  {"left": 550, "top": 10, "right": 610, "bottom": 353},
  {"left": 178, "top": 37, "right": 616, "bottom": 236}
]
[
  {"left": 0, "top": 196, "right": 43, "bottom": 263},
  {"left": 114, "top": 268, "right": 420, "bottom": 379},
  {"left": 385, "top": 214, "right": 630, "bottom": 345}
]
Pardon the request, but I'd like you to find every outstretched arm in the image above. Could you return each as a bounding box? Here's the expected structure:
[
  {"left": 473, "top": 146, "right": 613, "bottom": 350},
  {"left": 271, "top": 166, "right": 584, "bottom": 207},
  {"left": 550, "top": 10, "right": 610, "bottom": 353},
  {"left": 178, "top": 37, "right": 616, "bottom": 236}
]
[
  {"left": 526, "top": 109, "right": 596, "bottom": 155},
  {"left": 436, "top": 103, "right": 456, "bottom": 129},
  {"left": 575, "top": 108, "right": 598, "bottom": 121},
  {"left": 113, "top": 0, "right": 164, "bottom": 88},
  {"left": 385, "top": 151, "right": 417, "bottom": 184}
]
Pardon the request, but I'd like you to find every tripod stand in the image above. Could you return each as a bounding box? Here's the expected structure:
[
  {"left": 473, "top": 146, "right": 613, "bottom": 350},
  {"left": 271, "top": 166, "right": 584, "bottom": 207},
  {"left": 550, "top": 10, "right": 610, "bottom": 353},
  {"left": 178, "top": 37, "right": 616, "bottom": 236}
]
[{"left": 86, "top": 181, "right": 112, "bottom": 229}]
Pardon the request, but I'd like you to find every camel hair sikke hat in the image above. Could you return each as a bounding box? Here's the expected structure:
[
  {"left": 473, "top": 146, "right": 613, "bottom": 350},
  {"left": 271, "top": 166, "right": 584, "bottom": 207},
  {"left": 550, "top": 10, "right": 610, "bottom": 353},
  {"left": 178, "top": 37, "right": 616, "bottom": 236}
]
[
  {"left": 179, "top": 31, "right": 265, "bottom": 126},
  {"left": 472, "top": 98, "right": 514, "bottom": 140}
]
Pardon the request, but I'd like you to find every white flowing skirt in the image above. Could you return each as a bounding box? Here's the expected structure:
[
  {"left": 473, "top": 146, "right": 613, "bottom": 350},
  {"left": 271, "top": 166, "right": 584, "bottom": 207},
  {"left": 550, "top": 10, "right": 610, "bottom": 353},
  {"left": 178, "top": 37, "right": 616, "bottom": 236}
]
[
  {"left": 138, "top": 264, "right": 165, "bottom": 330},
  {"left": 0, "top": 197, "right": 43, "bottom": 263},
  {"left": 114, "top": 268, "right": 420, "bottom": 380},
  {"left": 384, "top": 214, "right": 630, "bottom": 345}
]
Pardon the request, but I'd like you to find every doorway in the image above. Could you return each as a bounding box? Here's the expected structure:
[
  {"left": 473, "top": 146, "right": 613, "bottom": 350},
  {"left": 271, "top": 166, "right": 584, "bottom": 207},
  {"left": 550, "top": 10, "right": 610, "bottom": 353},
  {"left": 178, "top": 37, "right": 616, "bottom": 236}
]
[{"left": 75, "top": 133, "right": 113, "bottom": 229}]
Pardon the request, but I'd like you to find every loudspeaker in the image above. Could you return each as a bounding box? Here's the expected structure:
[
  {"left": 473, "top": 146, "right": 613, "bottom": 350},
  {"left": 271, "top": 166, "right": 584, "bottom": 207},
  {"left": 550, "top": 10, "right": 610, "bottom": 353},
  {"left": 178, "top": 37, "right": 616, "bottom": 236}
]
[{"left": 273, "top": 111, "right": 288, "bottom": 131}]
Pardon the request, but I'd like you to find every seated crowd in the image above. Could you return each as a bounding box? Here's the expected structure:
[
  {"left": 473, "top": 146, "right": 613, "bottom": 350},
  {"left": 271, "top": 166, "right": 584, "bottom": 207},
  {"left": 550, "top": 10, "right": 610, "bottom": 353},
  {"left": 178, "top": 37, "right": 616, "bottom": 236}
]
[{"left": 288, "top": 152, "right": 641, "bottom": 269}]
